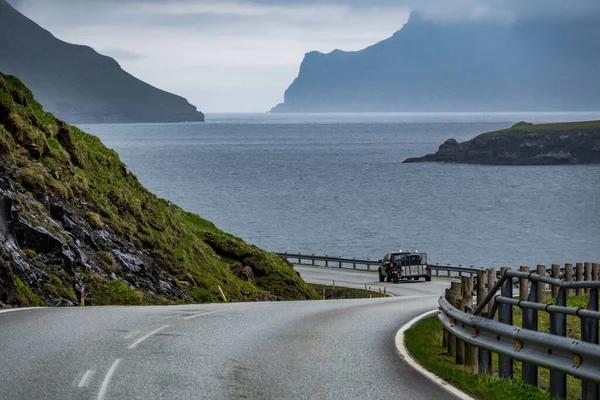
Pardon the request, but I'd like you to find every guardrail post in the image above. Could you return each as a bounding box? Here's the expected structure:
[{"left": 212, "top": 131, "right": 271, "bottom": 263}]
[
  {"left": 584, "top": 262, "right": 592, "bottom": 295},
  {"left": 582, "top": 287, "right": 599, "bottom": 400},
  {"left": 448, "top": 282, "right": 461, "bottom": 358},
  {"left": 519, "top": 266, "right": 530, "bottom": 300},
  {"left": 550, "top": 287, "right": 567, "bottom": 399},
  {"left": 576, "top": 263, "right": 584, "bottom": 296},
  {"left": 477, "top": 270, "right": 486, "bottom": 312},
  {"left": 565, "top": 264, "right": 574, "bottom": 297},
  {"left": 522, "top": 271, "right": 538, "bottom": 387},
  {"left": 536, "top": 265, "right": 546, "bottom": 303},
  {"left": 462, "top": 276, "right": 478, "bottom": 371},
  {"left": 456, "top": 299, "right": 465, "bottom": 365},
  {"left": 551, "top": 264, "right": 561, "bottom": 298},
  {"left": 498, "top": 268, "right": 513, "bottom": 379},
  {"left": 325, "top": 260, "right": 329, "bottom": 267},
  {"left": 487, "top": 268, "right": 497, "bottom": 313}
]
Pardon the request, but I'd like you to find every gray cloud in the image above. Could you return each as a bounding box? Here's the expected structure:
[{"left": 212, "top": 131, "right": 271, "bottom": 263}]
[{"left": 6, "top": 0, "right": 600, "bottom": 112}]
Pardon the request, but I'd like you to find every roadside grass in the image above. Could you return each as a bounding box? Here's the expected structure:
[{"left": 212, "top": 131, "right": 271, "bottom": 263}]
[
  {"left": 405, "top": 317, "right": 552, "bottom": 400},
  {"left": 308, "top": 284, "right": 387, "bottom": 299},
  {"left": 405, "top": 295, "right": 595, "bottom": 399}
]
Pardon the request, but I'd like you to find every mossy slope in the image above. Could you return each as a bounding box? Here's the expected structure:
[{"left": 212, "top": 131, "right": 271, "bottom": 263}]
[{"left": 0, "top": 72, "right": 317, "bottom": 306}]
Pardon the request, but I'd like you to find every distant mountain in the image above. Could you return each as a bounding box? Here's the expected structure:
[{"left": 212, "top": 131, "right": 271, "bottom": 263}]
[
  {"left": 271, "top": 13, "right": 600, "bottom": 113},
  {"left": 0, "top": 0, "right": 204, "bottom": 123}
]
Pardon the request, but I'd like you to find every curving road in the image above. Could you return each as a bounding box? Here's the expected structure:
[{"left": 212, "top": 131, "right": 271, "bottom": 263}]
[{"left": 0, "top": 267, "right": 455, "bottom": 400}]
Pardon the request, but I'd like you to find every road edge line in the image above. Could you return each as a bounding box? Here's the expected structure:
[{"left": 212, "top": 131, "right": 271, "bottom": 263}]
[
  {"left": 0, "top": 307, "right": 46, "bottom": 315},
  {"left": 394, "top": 310, "right": 476, "bottom": 400}
]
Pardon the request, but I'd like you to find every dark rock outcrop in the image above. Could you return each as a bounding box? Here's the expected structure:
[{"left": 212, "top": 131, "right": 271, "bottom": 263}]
[
  {"left": 0, "top": 0, "right": 204, "bottom": 123},
  {"left": 272, "top": 12, "right": 600, "bottom": 113},
  {"left": 403, "top": 121, "right": 600, "bottom": 165}
]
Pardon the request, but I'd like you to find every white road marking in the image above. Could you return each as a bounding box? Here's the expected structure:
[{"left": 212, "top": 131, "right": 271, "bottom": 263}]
[
  {"left": 395, "top": 310, "right": 476, "bottom": 400},
  {"left": 97, "top": 359, "right": 122, "bottom": 400},
  {"left": 184, "top": 310, "right": 217, "bottom": 320},
  {"left": 0, "top": 307, "right": 46, "bottom": 315},
  {"left": 77, "top": 370, "right": 95, "bottom": 388},
  {"left": 128, "top": 325, "right": 169, "bottom": 349},
  {"left": 123, "top": 330, "right": 140, "bottom": 339}
]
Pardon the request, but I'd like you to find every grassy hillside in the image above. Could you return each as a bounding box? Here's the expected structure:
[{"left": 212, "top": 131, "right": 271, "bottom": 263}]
[
  {"left": 477, "top": 120, "right": 600, "bottom": 140},
  {"left": 0, "top": 72, "right": 317, "bottom": 306}
]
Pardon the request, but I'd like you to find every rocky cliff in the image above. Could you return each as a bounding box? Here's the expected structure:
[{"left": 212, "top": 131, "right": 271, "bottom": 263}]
[
  {"left": 403, "top": 121, "right": 600, "bottom": 165},
  {"left": 0, "top": 0, "right": 204, "bottom": 123},
  {"left": 271, "top": 13, "right": 600, "bottom": 113},
  {"left": 0, "top": 72, "right": 316, "bottom": 307}
]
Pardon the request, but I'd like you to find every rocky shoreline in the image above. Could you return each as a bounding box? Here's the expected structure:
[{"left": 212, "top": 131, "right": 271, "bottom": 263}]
[{"left": 404, "top": 121, "right": 600, "bottom": 165}]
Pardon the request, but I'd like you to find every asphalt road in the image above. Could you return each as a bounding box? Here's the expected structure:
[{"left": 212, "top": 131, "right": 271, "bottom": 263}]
[{"left": 0, "top": 268, "right": 455, "bottom": 400}]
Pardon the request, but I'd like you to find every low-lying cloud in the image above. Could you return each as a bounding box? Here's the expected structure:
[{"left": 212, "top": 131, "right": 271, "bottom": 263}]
[{"left": 6, "top": 0, "right": 600, "bottom": 112}]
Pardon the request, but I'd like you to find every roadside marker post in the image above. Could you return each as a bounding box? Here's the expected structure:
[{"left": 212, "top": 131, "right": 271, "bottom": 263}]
[
  {"left": 80, "top": 285, "right": 86, "bottom": 307},
  {"left": 217, "top": 285, "right": 228, "bottom": 303}
]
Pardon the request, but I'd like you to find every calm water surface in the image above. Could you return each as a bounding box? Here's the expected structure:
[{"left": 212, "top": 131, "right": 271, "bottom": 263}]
[{"left": 81, "top": 112, "right": 600, "bottom": 268}]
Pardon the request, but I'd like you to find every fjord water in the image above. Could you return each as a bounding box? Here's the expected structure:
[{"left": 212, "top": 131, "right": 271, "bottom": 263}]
[{"left": 81, "top": 113, "right": 600, "bottom": 269}]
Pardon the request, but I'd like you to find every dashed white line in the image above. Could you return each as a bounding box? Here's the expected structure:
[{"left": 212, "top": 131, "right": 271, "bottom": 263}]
[
  {"left": 123, "top": 330, "right": 140, "bottom": 339},
  {"left": 184, "top": 311, "right": 217, "bottom": 320},
  {"left": 77, "top": 370, "right": 95, "bottom": 388},
  {"left": 97, "top": 359, "right": 122, "bottom": 400},
  {"left": 128, "top": 325, "right": 170, "bottom": 350}
]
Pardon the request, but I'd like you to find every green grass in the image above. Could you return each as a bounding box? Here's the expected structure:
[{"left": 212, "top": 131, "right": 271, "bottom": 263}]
[
  {"left": 309, "top": 283, "right": 387, "bottom": 299},
  {"left": 405, "top": 294, "right": 596, "bottom": 400},
  {"left": 476, "top": 120, "right": 600, "bottom": 140},
  {"left": 405, "top": 317, "right": 553, "bottom": 400}
]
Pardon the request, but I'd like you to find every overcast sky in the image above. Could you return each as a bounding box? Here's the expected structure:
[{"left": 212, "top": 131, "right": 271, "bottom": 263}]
[{"left": 7, "top": 0, "right": 600, "bottom": 113}]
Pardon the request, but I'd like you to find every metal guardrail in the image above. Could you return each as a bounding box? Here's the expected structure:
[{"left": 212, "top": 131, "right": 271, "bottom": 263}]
[
  {"left": 276, "top": 252, "right": 484, "bottom": 276},
  {"left": 275, "top": 252, "right": 380, "bottom": 271},
  {"left": 439, "top": 269, "right": 600, "bottom": 400}
]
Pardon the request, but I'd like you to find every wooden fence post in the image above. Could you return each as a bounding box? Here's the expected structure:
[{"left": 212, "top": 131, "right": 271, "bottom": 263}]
[
  {"left": 565, "top": 264, "right": 574, "bottom": 297},
  {"left": 519, "top": 266, "right": 530, "bottom": 300},
  {"left": 576, "top": 263, "right": 584, "bottom": 296},
  {"left": 584, "top": 262, "right": 592, "bottom": 294},
  {"left": 537, "top": 265, "right": 546, "bottom": 303},
  {"left": 593, "top": 263, "right": 600, "bottom": 282},
  {"left": 551, "top": 264, "right": 560, "bottom": 299}
]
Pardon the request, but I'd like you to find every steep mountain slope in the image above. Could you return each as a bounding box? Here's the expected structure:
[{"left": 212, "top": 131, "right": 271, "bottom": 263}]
[
  {"left": 272, "top": 13, "right": 600, "bottom": 113},
  {"left": 0, "top": 72, "right": 315, "bottom": 307},
  {"left": 0, "top": 0, "right": 204, "bottom": 123}
]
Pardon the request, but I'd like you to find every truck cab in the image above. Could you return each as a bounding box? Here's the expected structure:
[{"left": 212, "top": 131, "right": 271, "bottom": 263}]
[{"left": 378, "top": 250, "right": 431, "bottom": 283}]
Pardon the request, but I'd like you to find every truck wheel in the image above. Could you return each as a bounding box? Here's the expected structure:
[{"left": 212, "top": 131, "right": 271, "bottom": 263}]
[
  {"left": 425, "top": 276, "right": 432, "bottom": 282},
  {"left": 393, "top": 275, "right": 399, "bottom": 284},
  {"left": 378, "top": 270, "right": 385, "bottom": 282}
]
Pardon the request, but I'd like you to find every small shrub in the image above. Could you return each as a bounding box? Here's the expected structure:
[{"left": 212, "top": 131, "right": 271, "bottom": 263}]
[
  {"left": 23, "top": 248, "right": 37, "bottom": 259},
  {"left": 86, "top": 212, "right": 104, "bottom": 230},
  {"left": 14, "top": 276, "right": 44, "bottom": 307}
]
